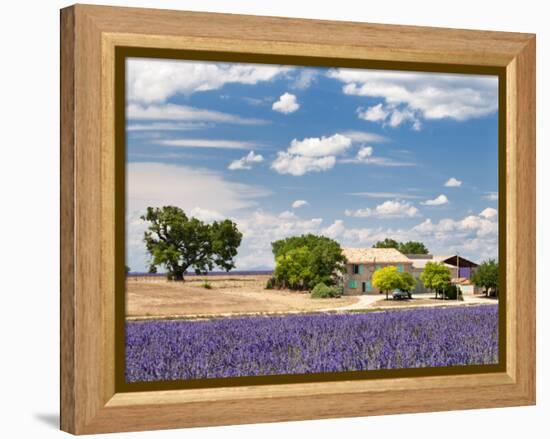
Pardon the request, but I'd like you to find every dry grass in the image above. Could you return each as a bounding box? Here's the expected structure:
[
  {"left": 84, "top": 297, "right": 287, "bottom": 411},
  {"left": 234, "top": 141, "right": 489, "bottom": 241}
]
[{"left": 126, "top": 275, "right": 358, "bottom": 318}]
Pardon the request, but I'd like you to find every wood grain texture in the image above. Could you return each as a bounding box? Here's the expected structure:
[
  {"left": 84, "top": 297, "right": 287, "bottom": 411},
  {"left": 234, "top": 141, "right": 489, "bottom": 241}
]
[{"left": 60, "top": 4, "right": 536, "bottom": 434}]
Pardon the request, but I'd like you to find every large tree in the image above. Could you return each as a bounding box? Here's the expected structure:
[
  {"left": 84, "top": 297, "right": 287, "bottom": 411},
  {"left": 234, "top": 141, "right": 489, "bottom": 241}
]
[
  {"left": 420, "top": 261, "right": 451, "bottom": 299},
  {"left": 372, "top": 238, "right": 429, "bottom": 255},
  {"left": 141, "top": 206, "right": 242, "bottom": 281},
  {"left": 398, "top": 241, "right": 429, "bottom": 255},
  {"left": 398, "top": 271, "right": 417, "bottom": 293},
  {"left": 471, "top": 259, "right": 499, "bottom": 297},
  {"left": 372, "top": 266, "right": 402, "bottom": 300},
  {"left": 272, "top": 234, "right": 346, "bottom": 290},
  {"left": 373, "top": 238, "right": 400, "bottom": 249}
]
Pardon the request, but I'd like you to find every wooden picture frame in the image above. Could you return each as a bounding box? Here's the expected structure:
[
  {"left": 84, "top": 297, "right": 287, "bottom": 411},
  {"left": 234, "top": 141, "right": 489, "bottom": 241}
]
[{"left": 60, "top": 4, "right": 536, "bottom": 434}]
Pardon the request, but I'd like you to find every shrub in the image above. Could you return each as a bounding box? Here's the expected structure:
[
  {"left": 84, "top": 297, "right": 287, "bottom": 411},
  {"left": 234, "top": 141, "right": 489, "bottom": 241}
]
[
  {"left": 311, "top": 282, "right": 342, "bottom": 299},
  {"left": 443, "top": 284, "right": 462, "bottom": 300},
  {"left": 201, "top": 280, "right": 212, "bottom": 289},
  {"left": 265, "top": 276, "right": 276, "bottom": 290}
]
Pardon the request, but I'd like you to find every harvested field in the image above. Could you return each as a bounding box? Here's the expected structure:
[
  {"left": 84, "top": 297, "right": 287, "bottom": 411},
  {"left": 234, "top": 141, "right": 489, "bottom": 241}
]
[{"left": 126, "top": 275, "right": 358, "bottom": 318}]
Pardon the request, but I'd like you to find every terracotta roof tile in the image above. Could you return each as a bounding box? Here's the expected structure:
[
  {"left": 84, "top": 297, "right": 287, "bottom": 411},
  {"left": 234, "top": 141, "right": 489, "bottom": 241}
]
[{"left": 342, "top": 247, "right": 412, "bottom": 264}]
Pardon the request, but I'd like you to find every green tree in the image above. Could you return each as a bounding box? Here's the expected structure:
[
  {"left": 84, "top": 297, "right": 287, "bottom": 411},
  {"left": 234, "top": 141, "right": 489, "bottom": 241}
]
[
  {"left": 471, "top": 259, "right": 499, "bottom": 297},
  {"left": 271, "top": 234, "right": 346, "bottom": 290},
  {"left": 372, "top": 266, "right": 402, "bottom": 300},
  {"left": 420, "top": 261, "right": 452, "bottom": 299},
  {"left": 373, "top": 238, "right": 400, "bottom": 249},
  {"left": 141, "top": 206, "right": 242, "bottom": 281},
  {"left": 398, "top": 271, "right": 417, "bottom": 292},
  {"left": 373, "top": 238, "right": 429, "bottom": 255},
  {"left": 398, "top": 241, "right": 429, "bottom": 254}
]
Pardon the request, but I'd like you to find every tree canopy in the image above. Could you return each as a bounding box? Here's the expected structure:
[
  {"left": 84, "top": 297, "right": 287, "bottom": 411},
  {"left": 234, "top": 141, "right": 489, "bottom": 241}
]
[
  {"left": 373, "top": 238, "right": 429, "bottom": 255},
  {"left": 141, "top": 206, "right": 242, "bottom": 281},
  {"left": 272, "top": 234, "right": 346, "bottom": 290},
  {"left": 372, "top": 266, "right": 415, "bottom": 300},
  {"left": 420, "top": 261, "right": 451, "bottom": 298},
  {"left": 373, "top": 238, "right": 400, "bottom": 249},
  {"left": 471, "top": 259, "right": 499, "bottom": 296}
]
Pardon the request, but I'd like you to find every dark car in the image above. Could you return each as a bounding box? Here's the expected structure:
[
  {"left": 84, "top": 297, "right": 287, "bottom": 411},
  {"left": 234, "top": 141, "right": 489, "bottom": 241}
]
[{"left": 392, "top": 289, "right": 412, "bottom": 300}]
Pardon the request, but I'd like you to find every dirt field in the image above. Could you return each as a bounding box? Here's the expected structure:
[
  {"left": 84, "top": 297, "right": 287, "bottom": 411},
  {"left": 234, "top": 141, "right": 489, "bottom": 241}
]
[{"left": 126, "top": 275, "right": 358, "bottom": 319}]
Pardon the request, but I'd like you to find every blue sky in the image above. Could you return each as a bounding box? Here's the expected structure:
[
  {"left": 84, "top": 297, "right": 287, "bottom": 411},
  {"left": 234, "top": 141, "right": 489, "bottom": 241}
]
[{"left": 125, "top": 58, "right": 499, "bottom": 272}]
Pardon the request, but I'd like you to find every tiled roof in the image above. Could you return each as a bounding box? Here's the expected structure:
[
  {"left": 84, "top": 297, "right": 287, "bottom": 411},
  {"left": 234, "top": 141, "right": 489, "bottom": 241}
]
[{"left": 342, "top": 247, "right": 412, "bottom": 264}]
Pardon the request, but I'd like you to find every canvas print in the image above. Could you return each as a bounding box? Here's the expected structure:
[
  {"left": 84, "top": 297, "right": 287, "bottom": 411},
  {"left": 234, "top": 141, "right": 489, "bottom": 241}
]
[{"left": 124, "top": 58, "right": 500, "bottom": 383}]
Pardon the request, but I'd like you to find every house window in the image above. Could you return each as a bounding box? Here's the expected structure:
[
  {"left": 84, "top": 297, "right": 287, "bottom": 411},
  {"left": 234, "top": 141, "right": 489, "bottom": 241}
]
[
  {"left": 397, "top": 264, "right": 404, "bottom": 272},
  {"left": 353, "top": 264, "right": 360, "bottom": 274},
  {"left": 359, "top": 264, "right": 364, "bottom": 274},
  {"left": 375, "top": 264, "right": 382, "bottom": 271},
  {"left": 348, "top": 279, "right": 357, "bottom": 289},
  {"left": 362, "top": 281, "right": 372, "bottom": 293}
]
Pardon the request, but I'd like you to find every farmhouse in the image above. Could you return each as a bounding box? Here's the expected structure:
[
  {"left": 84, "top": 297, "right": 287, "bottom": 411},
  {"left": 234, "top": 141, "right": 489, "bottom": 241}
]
[
  {"left": 406, "top": 254, "right": 479, "bottom": 294},
  {"left": 342, "top": 248, "right": 413, "bottom": 295}
]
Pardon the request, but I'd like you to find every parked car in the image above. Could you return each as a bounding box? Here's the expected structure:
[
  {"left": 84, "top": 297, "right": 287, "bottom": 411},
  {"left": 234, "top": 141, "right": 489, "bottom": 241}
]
[{"left": 392, "top": 289, "right": 412, "bottom": 300}]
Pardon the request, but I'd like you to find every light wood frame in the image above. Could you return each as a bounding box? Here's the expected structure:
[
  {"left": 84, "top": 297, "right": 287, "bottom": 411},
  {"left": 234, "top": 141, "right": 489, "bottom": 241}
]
[{"left": 60, "top": 4, "right": 536, "bottom": 434}]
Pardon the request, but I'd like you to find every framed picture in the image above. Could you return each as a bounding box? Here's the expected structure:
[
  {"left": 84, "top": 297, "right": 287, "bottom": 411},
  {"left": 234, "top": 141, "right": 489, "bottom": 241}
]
[{"left": 60, "top": 4, "right": 536, "bottom": 434}]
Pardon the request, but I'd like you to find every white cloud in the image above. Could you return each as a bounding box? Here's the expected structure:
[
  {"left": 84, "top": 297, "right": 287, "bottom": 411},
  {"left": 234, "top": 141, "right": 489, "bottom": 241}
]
[
  {"left": 356, "top": 146, "right": 374, "bottom": 161},
  {"left": 327, "top": 69, "right": 498, "bottom": 128},
  {"left": 292, "top": 200, "right": 309, "bottom": 208},
  {"left": 271, "top": 133, "right": 353, "bottom": 176},
  {"left": 345, "top": 200, "right": 419, "bottom": 218},
  {"left": 271, "top": 152, "right": 336, "bottom": 176},
  {"left": 357, "top": 103, "right": 388, "bottom": 122},
  {"left": 479, "top": 207, "right": 498, "bottom": 219},
  {"left": 339, "top": 130, "right": 388, "bottom": 143},
  {"left": 127, "top": 122, "right": 209, "bottom": 132},
  {"left": 484, "top": 192, "right": 499, "bottom": 201},
  {"left": 445, "top": 177, "right": 463, "bottom": 187},
  {"left": 190, "top": 207, "right": 225, "bottom": 222},
  {"left": 288, "top": 134, "right": 352, "bottom": 157},
  {"left": 272, "top": 92, "right": 300, "bottom": 114},
  {"left": 234, "top": 211, "right": 324, "bottom": 269},
  {"left": 292, "top": 70, "right": 318, "bottom": 90},
  {"left": 349, "top": 191, "right": 422, "bottom": 199},
  {"left": 228, "top": 151, "right": 264, "bottom": 170},
  {"left": 127, "top": 103, "right": 266, "bottom": 125},
  {"left": 161, "top": 139, "right": 260, "bottom": 149},
  {"left": 127, "top": 162, "right": 269, "bottom": 215},
  {"left": 422, "top": 194, "right": 449, "bottom": 206},
  {"left": 127, "top": 58, "right": 290, "bottom": 104}
]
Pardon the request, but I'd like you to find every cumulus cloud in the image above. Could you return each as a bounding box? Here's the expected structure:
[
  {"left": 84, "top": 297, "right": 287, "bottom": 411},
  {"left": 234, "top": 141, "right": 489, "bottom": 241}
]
[
  {"left": 357, "top": 103, "right": 388, "bottom": 122},
  {"left": 292, "top": 69, "right": 318, "bottom": 90},
  {"left": 356, "top": 146, "right": 374, "bottom": 161},
  {"left": 271, "top": 133, "right": 352, "bottom": 176},
  {"left": 445, "top": 177, "right": 463, "bottom": 187},
  {"left": 127, "top": 103, "right": 266, "bottom": 125},
  {"left": 327, "top": 68, "right": 498, "bottom": 129},
  {"left": 288, "top": 134, "right": 352, "bottom": 157},
  {"left": 190, "top": 207, "right": 225, "bottom": 222},
  {"left": 272, "top": 92, "right": 300, "bottom": 114},
  {"left": 292, "top": 200, "right": 309, "bottom": 208},
  {"left": 422, "top": 194, "right": 449, "bottom": 206},
  {"left": 127, "top": 58, "right": 290, "bottom": 104},
  {"left": 345, "top": 200, "right": 419, "bottom": 218},
  {"left": 271, "top": 153, "right": 336, "bottom": 176},
  {"left": 228, "top": 151, "right": 264, "bottom": 170},
  {"left": 479, "top": 207, "right": 498, "bottom": 219},
  {"left": 484, "top": 192, "right": 499, "bottom": 201}
]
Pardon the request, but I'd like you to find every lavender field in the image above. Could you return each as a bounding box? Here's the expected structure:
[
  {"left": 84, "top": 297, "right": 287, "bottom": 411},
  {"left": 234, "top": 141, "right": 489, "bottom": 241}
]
[{"left": 125, "top": 305, "right": 499, "bottom": 383}]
